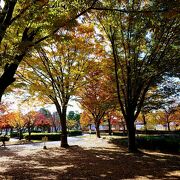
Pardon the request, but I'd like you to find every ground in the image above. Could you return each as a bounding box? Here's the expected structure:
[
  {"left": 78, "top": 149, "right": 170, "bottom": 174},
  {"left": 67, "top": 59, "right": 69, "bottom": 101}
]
[{"left": 0, "top": 135, "right": 179, "bottom": 180}]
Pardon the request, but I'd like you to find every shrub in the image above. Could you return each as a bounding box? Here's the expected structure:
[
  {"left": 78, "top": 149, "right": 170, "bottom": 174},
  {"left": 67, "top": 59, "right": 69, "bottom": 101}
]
[
  {"left": 24, "top": 130, "right": 83, "bottom": 141},
  {"left": 112, "top": 131, "right": 127, "bottom": 136},
  {"left": 136, "top": 135, "right": 180, "bottom": 152},
  {"left": 0, "top": 136, "right": 10, "bottom": 142},
  {"left": 109, "top": 135, "right": 179, "bottom": 153},
  {"left": 10, "top": 132, "right": 18, "bottom": 138},
  {"left": 68, "top": 130, "right": 82, "bottom": 136},
  {"left": 24, "top": 133, "right": 61, "bottom": 141}
]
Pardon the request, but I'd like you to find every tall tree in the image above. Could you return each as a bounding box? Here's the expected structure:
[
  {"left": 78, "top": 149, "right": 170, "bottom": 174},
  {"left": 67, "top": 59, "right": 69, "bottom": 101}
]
[
  {"left": 78, "top": 61, "right": 115, "bottom": 138},
  {"left": 0, "top": 0, "right": 99, "bottom": 101},
  {"left": 96, "top": 0, "right": 180, "bottom": 152},
  {"left": 17, "top": 24, "right": 97, "bottom": 147}
]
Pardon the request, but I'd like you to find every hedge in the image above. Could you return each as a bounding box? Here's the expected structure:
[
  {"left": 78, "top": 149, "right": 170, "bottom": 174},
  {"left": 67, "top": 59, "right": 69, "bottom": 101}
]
[
  {"left": 109, "top": 135, "right": 179, "bottom": 153},
  {"left": 136, "top": 135, "right": 180, "bottom": 152},
  {"left": 68, "top": 130, "right": 82, "bottom": 136},
  {"left": 24, "top": 130, "right": 82, "bottom": 141},
  {"left": 10, "top": 132, "right": 19, "bottom": 138},
  {"left": 24, "top": 133, "right": 61, "bottom": 141},
  {"left": 0, "top": 136, "right": 10, "bottom": 142},
  {"left": 112, "top": 131, "right": 127, "bottom": 136}
]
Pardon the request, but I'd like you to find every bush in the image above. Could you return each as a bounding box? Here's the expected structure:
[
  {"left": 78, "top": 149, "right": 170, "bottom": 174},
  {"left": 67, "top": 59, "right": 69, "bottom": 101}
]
[
  {"left": 10, "top": 132, "right": 18, "bottom": 138},
  {"left": 0, "top": 136, "right": 10, "bottom": 142},
  {"left": 112, "top": 131, "right": 127, "bottom": 136},
  {"left": 24, "top": 133, "right": 61, "bottom": 141},
  {"left": 109, "top": 135, "right": 179, "bottom": 153},
  {"left": 136, "top": 135, "right": 180, "bottom": 152},
  {"left": 24, "top": 130, "right": 83, "bottom": 141},
  {"left": 136, "top": 130, "right": 180, "bottom": 135},
  {"left": 68, "top": 130, "right": 82, "bottom": 136}
]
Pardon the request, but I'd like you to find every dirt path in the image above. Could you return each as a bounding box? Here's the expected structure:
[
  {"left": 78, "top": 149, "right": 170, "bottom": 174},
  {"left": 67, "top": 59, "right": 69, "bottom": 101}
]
[{"left": 0, "top": 135, "right": 179, "bottom": 180}]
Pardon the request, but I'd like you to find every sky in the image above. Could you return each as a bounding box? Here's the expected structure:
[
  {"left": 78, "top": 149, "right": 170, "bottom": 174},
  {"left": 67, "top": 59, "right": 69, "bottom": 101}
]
[{"left": 2, "top": 93, "right": 82, "bottom": 115}]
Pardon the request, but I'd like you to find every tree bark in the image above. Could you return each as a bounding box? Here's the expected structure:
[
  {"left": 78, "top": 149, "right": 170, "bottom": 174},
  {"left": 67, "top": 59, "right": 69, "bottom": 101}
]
[
  {"left": 60, "top": 112, "right": 69, "bottom": 147},
  {"left": 0, "top": 53, "right": 25, "bottom": 101},
  {"left": 122, "top": 122, "right": 126, "bottom": 135},
  {"left": 126, "top": 118, "right": 137, "bottom": 153},
  {"left": 19, "top": 129, "right": 23, "bottom": 140},
  {"left": 142, "top": 113, "right": 147, "bottom": 133},
  {"left": 0, "top": 63, "right": 18, "bottom": 101},
  {"left": 108, "top": 118, "right": 112, "bottom": 135},
  {"left": 0, "top": 26, "right": 37, "bottom": 101},
  {"left": 166, "top": 117, "right": 170, "bottom": 131},
  {"left": 95, "top": 122, "right": 101, "bottom": 138},
  {"left": 28, "top": 126, "right": 31, "bottom": 141},
  {"left": 55, "top": 103, "right": 69, "bottom": 148}
]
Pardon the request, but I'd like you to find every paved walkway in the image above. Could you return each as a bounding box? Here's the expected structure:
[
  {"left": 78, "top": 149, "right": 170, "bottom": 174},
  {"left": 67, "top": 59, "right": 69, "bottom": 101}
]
[{"left": 2, "top": 135, "right": 88, "bottom": 151}]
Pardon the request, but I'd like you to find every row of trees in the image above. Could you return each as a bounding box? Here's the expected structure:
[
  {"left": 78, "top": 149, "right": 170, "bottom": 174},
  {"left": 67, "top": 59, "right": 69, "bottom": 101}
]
[
  {"left": 80, "top": 102, "right": 180, "bottom": 136},
  {"left": 0, "top": 103, "right": 80, "bottom": 140},
  {"left": 0, "top": 108, "right": 51, "bottom": 140},
  {"left": 0, "top": 0, "right": 179, "bottom": 152}
]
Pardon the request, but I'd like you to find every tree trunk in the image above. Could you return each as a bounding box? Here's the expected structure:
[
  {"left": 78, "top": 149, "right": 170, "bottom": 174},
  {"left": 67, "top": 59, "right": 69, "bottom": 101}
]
[
  {"left": 108, "top": 118, "right": 112, "bottom": 135},
  {"left": 95, "top": 123, "right": 101, "bottom": 138},
  {"left": 166, "top": 118, "right": 170, "bottom": 131},
  {"left": 0, "top": 63, "right": 18, "bottom": 101},
  {"left": 52, "top": 117, "right": 58, "bottom": 132},
  {"left": 19, "top": 129, "right": 23, "bottom": 140},
  {"left": 56, "top": 104, "right": 69, "bottom": 148},
  {"left": 10, "top": 128, "right": 13, "bottom": 137},
  {"left": 126, "top": 119, "right": 137, "bottom": 153},
  {"left": 0, "top": 25, "right": 36, "bottom": 101},
  {"left": 60, "top": 113, "right": 69, "bottom": 147},
  {"left": 142, "top": 113, "right": 147, "bottom": 133},
  {"left": 28, "top": 127, "right": 31, "bottom": 141},
  {"left": 5, "top": 128, "right": 8, "bottom": 135},
  {"left": 122, "top": 123, "right": 126, "bottom": 135}
]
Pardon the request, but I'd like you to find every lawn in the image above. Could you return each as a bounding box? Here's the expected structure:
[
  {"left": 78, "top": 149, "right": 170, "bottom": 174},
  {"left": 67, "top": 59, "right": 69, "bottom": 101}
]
[{"left": 0, "top": 135, "right": 179, "bottom": 179}]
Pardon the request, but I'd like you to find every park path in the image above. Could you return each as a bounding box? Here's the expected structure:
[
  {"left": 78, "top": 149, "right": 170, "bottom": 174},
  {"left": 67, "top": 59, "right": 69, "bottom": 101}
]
[
  {"left": 0, "top": 134, "right": 180, "bottom": 180},
  {"left": 5, "top": 135, "right": 88, "bottom": 152}
]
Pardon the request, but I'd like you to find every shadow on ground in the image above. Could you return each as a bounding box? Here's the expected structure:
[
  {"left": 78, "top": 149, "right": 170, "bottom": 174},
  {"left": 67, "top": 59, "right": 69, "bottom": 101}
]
[{"left": 0, "top": 144, "right": 179, "bottom": 180}]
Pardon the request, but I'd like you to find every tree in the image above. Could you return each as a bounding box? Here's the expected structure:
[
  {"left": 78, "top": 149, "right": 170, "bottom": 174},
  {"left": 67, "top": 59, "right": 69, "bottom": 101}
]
[
  {"left": 0, "top": 102, "right": 14, "bottom": 135},
  {"left": 17, "top": 24, "right": 97, "bottom": 147},
  {"left": 7, "top": 111, "right": 25, "bottom": 140},
  {"left": 67, "top": 111, "right": 80, "bottom": 130},
  {"left": 80, "top": 111, "right": 93, "bottom": 131},
  {"left": 0, "top": 0, "right": 99, "bottom": 101},
  {"left": 140, "top": 77, "right": 180, "bottom": 131},
  {"left": 24, "top": 111, "right": 40, "bottom": 141},
  {"left": 34, "top": 112, "right": 51, "bottom": 132},
  {"left": 78, "top": 61, "right": 115, "bottom": 138},
  {"left": 108, "top": 110, "right": 126, "bottom": 134},
  {"left": 0, "top": 113, "right": 12, "bottom": 135},
  {"left": 39, "top": 108, "right": 52, "bottom": 119},
  {"left": 52, "top": 111, "right": 61, "bottom": 132},
  {"left": 171, "top": 107, "right": 180, "bottom": 130},
  {"left": 97, "top": 0, "right": 180, "bottom": 152}
]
